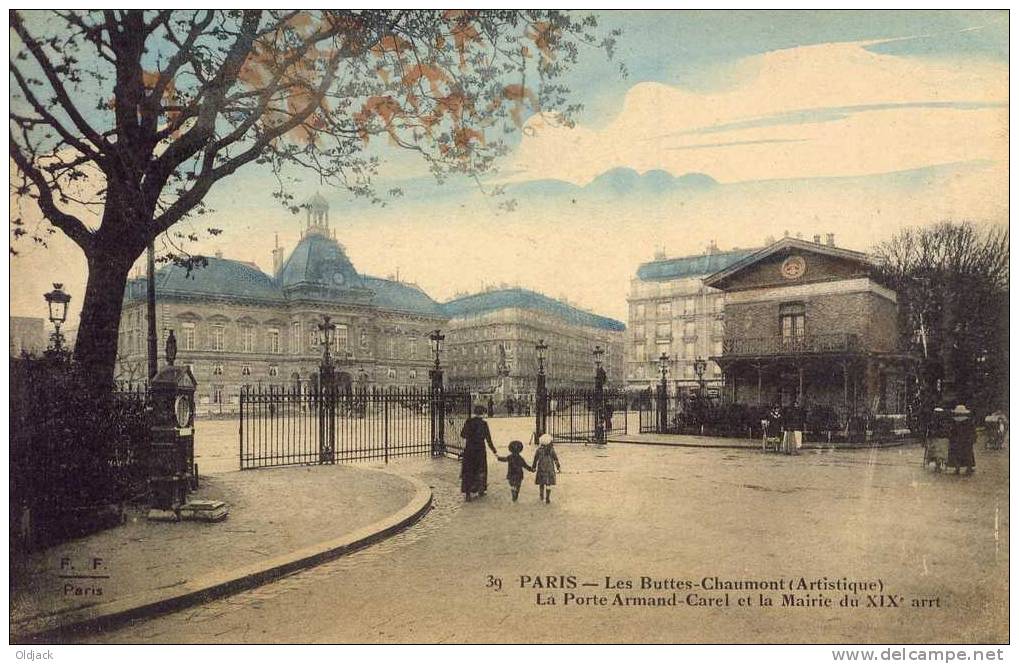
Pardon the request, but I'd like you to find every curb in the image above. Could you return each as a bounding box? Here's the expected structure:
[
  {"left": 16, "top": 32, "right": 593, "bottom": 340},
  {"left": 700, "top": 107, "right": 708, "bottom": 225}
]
[
  {"left": 13, "top": 467, "right": 433, "bottom": 643},
  {"left": 607, "top": 437, "right": 920, "bottom": 450}
]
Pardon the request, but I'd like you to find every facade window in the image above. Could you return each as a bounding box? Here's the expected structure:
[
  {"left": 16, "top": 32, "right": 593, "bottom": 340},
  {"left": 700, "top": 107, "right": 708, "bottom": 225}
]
[
  {"left": 684, "top": 297, "right": 696, "bottom": 315},
  {"left": 684, "top": 341, "right": 695, "bottom": 359},
  {"left": 242, "top": 326, "right": 255, "bottom": 353},
  {"left": 634, "top": 303, "right": 645, "bottom": 320},
  {"left": 334, "top": 324, "right": 348, "bottom": 353},
  {"left": 268, "top": 328, "right": 280, "bottom": 354},
  {"left": 212, "top": 363, "right": 224, "bottom": 376},
  {"left": 212, "top": 386, "right": 223, "bottom": 404},
  {"left": 780, "top": 303, "right": 806, "bottom": 340},
  {"left": 633, "top": 324, "right": 645, "bottom": 340},
  {"left": 241, "top": 364, "right": 251, "bottom": 376},
  {"left": 409, "top": 369, "right": 417, "bottom": 380},
  {"left": 360, "top": 329, "right": 369, "bottom": 348},
  {"left": 268, "top": 365, "right": 279, "bottom": 377},
  {"left": 656, "top": 301, "right": 671, "bottom": 318},
  {"left": 309, "top": 329, "right": 319, "bottom": 348},
  {"left": 655, "top": 322, "right": 671, "bottom": 339},
  {"left": 211, "top": 324, "right": 225, "bottom": 351},
  {"left": 181, "top": 322, "right": 196, "bottom": 351},
  {"left": 407, "top": 337, "right": 417, "bottom": 357},
  {"left": 290, "top": 321, "right": 301, "bottom": 354},
  {"left": 387, "top": 368, "right": 397, "bottom": 379},
  {"left": 633, "top": 343, "right": 647, "bottom": 363},
  {"left": 683, "top": 321, "right": 697, "bottom": 338}
]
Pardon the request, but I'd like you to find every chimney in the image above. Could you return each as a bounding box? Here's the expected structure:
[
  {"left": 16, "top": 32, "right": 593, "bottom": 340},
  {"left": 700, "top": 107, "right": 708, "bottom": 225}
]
[
  {"left": 813, "top": 234, "right": 821, "bottom": 244},
  {"left": 783, "top": 230, "right": 790, "bottom": 238},
  {"left": 214, "top": 249, "right": 223, "bottom": 259},
  {"left": 271, "top": 233, "right": 285, "bottom": 276},
  {"left": 826, "top": 233, "right": 835, "bottom": 247}
]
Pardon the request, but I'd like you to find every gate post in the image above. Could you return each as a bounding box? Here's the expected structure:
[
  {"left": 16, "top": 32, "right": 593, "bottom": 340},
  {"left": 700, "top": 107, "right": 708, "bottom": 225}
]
[
  {"left": 594, "top": 365, "right": 607, "bottom": 444},
  {"left": 535, "top": 368, "right": 547, "bottom": 440},
  {"left": 430, "top": 367, "right": 445, "bottom": 456}
]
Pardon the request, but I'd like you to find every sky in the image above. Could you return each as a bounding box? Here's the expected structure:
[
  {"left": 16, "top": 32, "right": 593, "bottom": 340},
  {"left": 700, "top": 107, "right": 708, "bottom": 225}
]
[{"left": 9, "top": 10, "right": 1009, "bottom": 325}]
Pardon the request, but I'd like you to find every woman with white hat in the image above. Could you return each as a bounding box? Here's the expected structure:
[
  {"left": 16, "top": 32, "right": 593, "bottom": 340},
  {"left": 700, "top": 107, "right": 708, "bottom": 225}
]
[{"left": 948, "top": 404, "right": 976, "bottom": 475}]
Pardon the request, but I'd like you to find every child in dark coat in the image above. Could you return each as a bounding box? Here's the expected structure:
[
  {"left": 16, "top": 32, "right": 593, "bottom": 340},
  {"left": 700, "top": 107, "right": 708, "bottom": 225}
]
[{"left": 496, "top": 440, "right": 533, "bottom": 502}]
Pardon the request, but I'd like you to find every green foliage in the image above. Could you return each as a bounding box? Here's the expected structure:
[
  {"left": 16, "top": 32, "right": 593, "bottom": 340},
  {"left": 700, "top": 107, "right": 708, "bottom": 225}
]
[{"left": 10, "top": 356, "right": 150, "bottom": 549}]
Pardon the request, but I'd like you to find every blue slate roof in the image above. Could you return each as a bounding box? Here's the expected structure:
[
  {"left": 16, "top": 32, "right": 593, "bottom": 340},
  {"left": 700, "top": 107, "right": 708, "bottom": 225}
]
[
  {"left": 636, "top": 248, "right": 757, "bottom": 282},
  {"left": 278, "top": 233, "right": 363, "bottom": 289},
  {"left": 443, "top": 288, "right": 625, "bottom": 332},
  {"left": 363, "top": 276, "right": 446, "bottom": 317},
  {"left": 130, "top": 257, "right": 285, "bottom": 302}
]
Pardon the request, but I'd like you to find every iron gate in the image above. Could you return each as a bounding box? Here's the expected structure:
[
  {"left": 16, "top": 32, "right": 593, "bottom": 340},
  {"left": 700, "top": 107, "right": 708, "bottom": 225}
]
[
  {"left": 239, "top": 384, "right": 471, "bottom": 469},
  {"left": 545, "top": 387, "right": 628, "bottom": 442}
]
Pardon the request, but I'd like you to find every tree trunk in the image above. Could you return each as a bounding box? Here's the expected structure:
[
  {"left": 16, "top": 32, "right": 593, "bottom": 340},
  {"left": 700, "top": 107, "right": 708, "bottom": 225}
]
[{"left": 74, "top": 249, "right": 137, "bottom": 388}]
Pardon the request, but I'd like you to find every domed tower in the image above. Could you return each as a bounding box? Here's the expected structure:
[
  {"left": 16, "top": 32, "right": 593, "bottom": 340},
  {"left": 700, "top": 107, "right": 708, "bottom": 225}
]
[{"left": 303, "top": 192, "right": 332, "bottom": 239}]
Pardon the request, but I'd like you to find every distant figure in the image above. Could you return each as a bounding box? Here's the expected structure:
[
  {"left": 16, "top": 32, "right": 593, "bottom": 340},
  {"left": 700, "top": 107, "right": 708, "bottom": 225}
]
[
  {"left": 948, "top": 404, "right": 976, "bottom": 474},
  {"left": 507, "top": 397, "right": 516, "bottom": 417},
  {"left": 496, "top": 440, "right": 533, "bottom": 502},
  {"left": 532, "top": 434, "right": 562, "bottom": 504},
  {"left": 487, "top": 396, "right": 494, "bottom": 418},
  {"left": 460, "top": 405, "right": 497, "bottom": 501}
]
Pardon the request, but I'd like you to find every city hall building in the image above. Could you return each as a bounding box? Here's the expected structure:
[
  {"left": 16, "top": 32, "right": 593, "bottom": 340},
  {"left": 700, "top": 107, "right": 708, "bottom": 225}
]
[
  {"left": 117, "top": 195, "right": 626, "bottom": 413},
  {"left": 117, "top": 195, "right": 447, "bottom": 412}
]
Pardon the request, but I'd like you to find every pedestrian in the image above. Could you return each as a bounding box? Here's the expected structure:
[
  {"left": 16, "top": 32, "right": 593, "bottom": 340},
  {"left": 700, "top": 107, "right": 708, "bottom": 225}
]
[
  {"left": 948, "top": 404, "right": 976, "bottom": 475},
  {"left": 487, "top": 396, "right": 494, "bottom": 418},
  {"left": 496, "top": 440, "right": 533, "bottom": 502},
  {"left": 460, "top": 405, "right": 498, "bottom": 501},
  {"left": 532, "top": 433, "right": 562, "bottom": 503}
]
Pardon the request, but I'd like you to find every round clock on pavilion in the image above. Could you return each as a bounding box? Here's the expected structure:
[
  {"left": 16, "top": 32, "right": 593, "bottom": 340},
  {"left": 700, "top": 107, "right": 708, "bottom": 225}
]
[{"left": 780, "top": 255, "right": 806, "bottom": 280}]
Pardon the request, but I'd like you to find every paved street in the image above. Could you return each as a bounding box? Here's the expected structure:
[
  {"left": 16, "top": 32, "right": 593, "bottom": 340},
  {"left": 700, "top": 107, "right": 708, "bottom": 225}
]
[{"left": 82, "top": 420, "right": 1008, "bottom": 644}]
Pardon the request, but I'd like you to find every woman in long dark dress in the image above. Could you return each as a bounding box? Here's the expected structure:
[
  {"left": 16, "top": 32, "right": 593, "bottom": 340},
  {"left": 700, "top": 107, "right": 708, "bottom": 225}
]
[
  {"left": 460, "top": 405, "right": 497, "bottom": 500},
  {"left": 948, "top": 404, "right": 976, "bottom": 474}
]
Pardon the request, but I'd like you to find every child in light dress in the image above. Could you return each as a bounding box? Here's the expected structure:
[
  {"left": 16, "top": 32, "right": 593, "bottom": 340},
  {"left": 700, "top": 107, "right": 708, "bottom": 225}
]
[{"left": 532, "top": 433, "right": 562, "bottom": 503}]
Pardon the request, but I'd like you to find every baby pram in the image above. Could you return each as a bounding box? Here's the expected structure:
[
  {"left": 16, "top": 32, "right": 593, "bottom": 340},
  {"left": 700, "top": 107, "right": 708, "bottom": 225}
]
[{"left": 923, "top": 437, "right": 950, "bottom": 472}]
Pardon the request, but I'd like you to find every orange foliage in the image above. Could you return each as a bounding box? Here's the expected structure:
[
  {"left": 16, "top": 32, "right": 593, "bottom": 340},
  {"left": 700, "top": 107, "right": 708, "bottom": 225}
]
[
  {"left": 525, "top": 21, "right": 559, "bottom": 61},
  {"left": 353, "top": 96, "right": 405, "bottom": 144}
]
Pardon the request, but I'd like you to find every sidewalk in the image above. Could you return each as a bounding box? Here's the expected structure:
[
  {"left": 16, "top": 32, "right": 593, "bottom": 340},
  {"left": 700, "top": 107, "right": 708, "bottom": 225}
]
[{"left": 11, "top": 463, "right": 432, "bottom": 642}]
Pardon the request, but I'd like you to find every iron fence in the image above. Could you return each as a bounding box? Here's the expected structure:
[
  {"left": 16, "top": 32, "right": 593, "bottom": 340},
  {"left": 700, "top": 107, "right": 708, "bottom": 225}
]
[
  {"left": 545, "top": 387, "right": 628, "bottom": 442},
  {"left": 239, "top": 384, "right": 471, "bottom": 469}
]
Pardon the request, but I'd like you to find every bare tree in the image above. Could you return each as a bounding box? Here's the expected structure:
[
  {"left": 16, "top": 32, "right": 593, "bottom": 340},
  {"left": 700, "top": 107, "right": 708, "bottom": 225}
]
[
  {"left": 874, "top": 222, "right": 1009, "bottom": 415},
  {"left": 10, "top": 10, "right": 618, "bottom": 384}
]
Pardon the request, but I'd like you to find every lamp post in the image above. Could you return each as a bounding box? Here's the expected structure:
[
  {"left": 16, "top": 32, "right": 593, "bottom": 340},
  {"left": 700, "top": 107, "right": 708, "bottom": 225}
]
[
  {"left": 657, "top": 352, "right": 670, "bottom": 433},
  {"left": 694, "top": 356, "right": 707, "bottom": 396},
  {"left": 43, "top": 283, "right": 71, "bottom": 355},
  {"left": 593, "top": 344, "right": 607, "bottom": 443},
  {"left": 428, "top": 329, "right": 444, "bottom": 389},
  {"left": 428, "top": 329, "right": 445, "bottom": 456},
  {"left": 318, "top": 315, "right": 337, "bottom": 463},
  {"left": 535, "top": 339, "right": 548, "bottom": 439}
]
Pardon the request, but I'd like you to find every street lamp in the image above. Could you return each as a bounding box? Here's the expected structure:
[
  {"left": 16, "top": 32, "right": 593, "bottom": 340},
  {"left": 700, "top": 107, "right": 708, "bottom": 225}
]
[
  {"left": 318, "top": 315, "right": 336, "bottom": 388},
  {"left": 429, "top": 329, "right": 444, "bottom": 370},
  {"left": 535, "top": 338, "right": 549, "bottom": 437},
  {"left": 536, "top": 338, "right": 548, "bottom": 376},
  {"left": 657, "top": 352, "right": 670, "bottom": 433},
  {"left": 593, "top": 344, "right": 607, "bottom": 443},
  {"left": 593, "top": 344, "right": 604, "bottom": 369},
  {"left": 43, "top": 283, "right": 71, "bottom": 353},
  {"left": 694, "top": 356, "right": 707, "bottom": 394},
  {"left": 658, "top": 352, "right": 670, "bottom": 383}
]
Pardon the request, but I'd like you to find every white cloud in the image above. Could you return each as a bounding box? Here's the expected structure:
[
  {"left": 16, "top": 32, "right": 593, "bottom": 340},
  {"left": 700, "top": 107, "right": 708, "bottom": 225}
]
[{"left": 508, "top": 40, "right": 1007, "bottom": 185}]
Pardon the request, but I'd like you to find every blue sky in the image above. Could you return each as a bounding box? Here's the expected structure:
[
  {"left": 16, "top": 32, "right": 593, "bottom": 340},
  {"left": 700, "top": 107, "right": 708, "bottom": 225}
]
[{"left": 10, "top": 10, "right": 1009, "bottom": 323}]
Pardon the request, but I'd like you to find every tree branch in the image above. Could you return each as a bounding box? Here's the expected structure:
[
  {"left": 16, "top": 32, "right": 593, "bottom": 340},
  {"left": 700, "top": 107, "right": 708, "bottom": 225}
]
[{"left": 10, "top": 133, "right": 94, "bottom": 252}]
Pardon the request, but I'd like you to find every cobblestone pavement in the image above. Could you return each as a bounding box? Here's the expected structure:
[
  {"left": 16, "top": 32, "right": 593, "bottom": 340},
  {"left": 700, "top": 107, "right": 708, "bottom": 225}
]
[{"left": 79, "top": 419, "right": 1009, "bottom": 644}]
